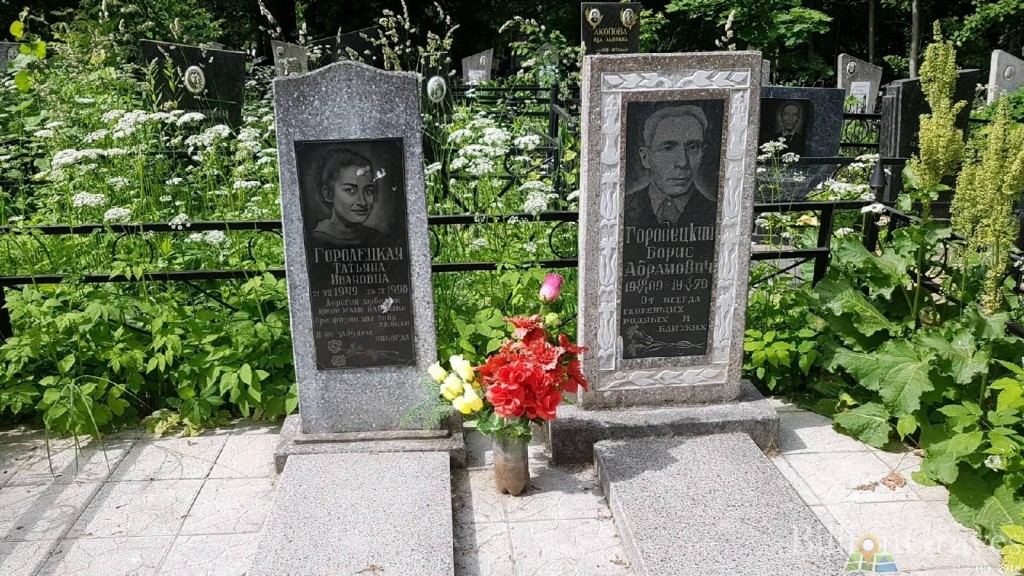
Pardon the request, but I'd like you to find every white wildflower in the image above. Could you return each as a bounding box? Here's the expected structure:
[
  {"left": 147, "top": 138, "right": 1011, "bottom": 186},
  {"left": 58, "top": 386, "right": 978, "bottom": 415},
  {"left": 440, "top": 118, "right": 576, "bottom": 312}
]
[
  {"left": 176, "top": 112, "right": 206, "bottom": 126},
  {"left": 33, "top": 129, "right": 54, "bottom": 138},
  {"left": 103, "top": 207, "right": 132, "bottom": 222},
  {"left": 165, "top": 177, "right": 184, "bottom": 186},
  {"left": 522, "top": 241, "right": 537, "bottom": 254},
  {"left": 860, "top": 203, "right": 885, "bottom": 214},
  {"left": 233, "top": 180, "right": 261, "bottom": 190},
  {"left": 834, "top": 227, "right": 855, "bottom": 238},
  {"left": 107, "top": 176, "right": 130, "bottom": 190},
  {"left": 101, "top": 109, "right": 126, "bottom": 123},
  {"left": 470, "top": 238, "right": 487, "bottom": 249},
  {"left": 513, "top": 134, "right": 542, "bottom": 150},
  {"left": 85, "top": 129, "right": 110, "bottom": 143},
  {"left": 72, "top": 192, "right": 107, "bottom": 208},
  {"left": 159, "top": 195, "right": 173, "bottom": 202},
  {"left": 985, "top": 455, "right": 1004, "bottom": 471},
  {"left": 781, "top": 152, "right": 800, "bottom": 164},
  {"left": 169, "top": 213, "right": 190, "bottom": 230}
]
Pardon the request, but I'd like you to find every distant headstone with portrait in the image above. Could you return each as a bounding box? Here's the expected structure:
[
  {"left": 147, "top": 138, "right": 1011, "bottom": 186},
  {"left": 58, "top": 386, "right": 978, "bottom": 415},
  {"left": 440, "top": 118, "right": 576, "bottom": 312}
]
[
  {"left": 837, "top": 54, "right": 883, "bottom": 113},
  {"left": 758, "top": 87, "right": 844, "bottom": 158},
  {"left": 581, "top": 2, "right": 641, "bottom": 56},
  {"left": 273, "top": 60, "right": 439, "bottom": 440},
  {"left": 576, "top": 52, "right": 763, "bottom": 409},
  {"left": 138, "top": 39, "right": 246, "bottom": 126},
  {"left": 271, "top": 40, "right": 308, "bottom": 77},
  {"left": 989, "top": 50, "right": 1024, "bottom": 104},
  {"left": 461, "top": 48, "right": 493, "bottom": 85}
]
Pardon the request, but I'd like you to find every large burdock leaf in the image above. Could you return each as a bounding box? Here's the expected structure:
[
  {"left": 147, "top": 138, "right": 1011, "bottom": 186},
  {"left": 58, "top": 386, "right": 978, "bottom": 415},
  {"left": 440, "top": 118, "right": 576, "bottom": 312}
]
[
  {"left": 950, "top": 472, "right": 1023, "bottom": 540},
  {"left": 832, "top": 340, "right": 934, "bottom": 416},
  {"left": 815, "top": 277, "right": 896, "bottom": 337},
  {"left": 834, "top": 403, "right": 891, "bottom": 447}
]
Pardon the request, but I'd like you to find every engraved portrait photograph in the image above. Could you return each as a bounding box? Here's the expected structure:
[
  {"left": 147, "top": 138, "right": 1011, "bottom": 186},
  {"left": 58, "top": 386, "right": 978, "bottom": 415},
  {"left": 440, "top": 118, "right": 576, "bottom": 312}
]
[
  {"left": 619, "top": 99, "right": 725, "bottom": 360},
  {"left": 758, "top": 98, "right": 811, "bottom": 156}
]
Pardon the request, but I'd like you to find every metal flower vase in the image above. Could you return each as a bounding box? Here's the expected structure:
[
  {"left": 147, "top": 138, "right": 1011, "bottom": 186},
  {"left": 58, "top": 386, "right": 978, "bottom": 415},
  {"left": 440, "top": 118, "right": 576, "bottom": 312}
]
[{"left": 493, "top": 435, "right": 530, "bottom": 496}]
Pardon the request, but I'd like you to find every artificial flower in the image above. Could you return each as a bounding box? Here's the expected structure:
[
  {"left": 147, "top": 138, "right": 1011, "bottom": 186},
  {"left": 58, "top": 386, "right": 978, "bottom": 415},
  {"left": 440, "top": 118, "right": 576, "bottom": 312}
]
[{"left": 428, "top": 362, "right": 448, "bottom": 383}]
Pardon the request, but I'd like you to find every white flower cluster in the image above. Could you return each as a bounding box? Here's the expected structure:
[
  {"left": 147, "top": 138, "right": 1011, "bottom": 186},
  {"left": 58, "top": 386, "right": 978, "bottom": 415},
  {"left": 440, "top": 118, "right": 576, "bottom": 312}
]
[
  {"left": 522, "top": 241, "right": 537, "bottom": 254},
  {"left": 481, "top": 127, "right": 510, "bottom": 147},
  {"left": 169, "top": 213, "right": 190, "bottom": 230},
  {"left": 513, "top": 134, "right": 542, "bottom": 151},
  {"left": 985, "top": 455, "right": 1004, "bottom": 471},
  {"left": 470, "top": 237, "right": 487, "bottom": 249},
  {"left": 860, "top": 203, "right": 885, "bottom": 214},
  {"left": 781, "top": 152, "right": 800, "bottom": 164},
  {"left": 107, "top": 176, "right": 130, "bottom": 190},
  {"left": 759, "top": 139, "right": 787, "bottom": 154},
  {"left": 52, "top": 148, "right": 111, "bottom": 168},
  {"left": 186, "top": 230, "right": 228, "bottom": 245},
  {"left": 185, "top": 125, "right": 232, "bottom": 151},
  {"left": 233, "top": 180, "right": 261, "bottom": 191},
  {"left": 85, "top": 129, "right": 110, "bottom": 143},
  {"left": 177, "top": 112, "right": 206, "bottom": 126},
  {"left": 33, "top": 129, "right": 54, "bottom": 138},
  {"left": 165, "top": 177, "right": 184, "bottom": 186},
  {"left": 72, "top": 192, "right": 107, "bottom": 208},
  {"left": 103, "top": 207, "right": 132, "bottom": 222},
  {"left": 834, "top": 227, "right": 855, "bottom": 238}
]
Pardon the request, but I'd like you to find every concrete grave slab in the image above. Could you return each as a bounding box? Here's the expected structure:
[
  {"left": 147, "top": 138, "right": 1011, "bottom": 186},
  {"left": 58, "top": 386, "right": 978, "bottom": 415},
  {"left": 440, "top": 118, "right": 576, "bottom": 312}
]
[
  {"left": 461, "top": 48, "right": 493, "bottom": 84},
  {"left": 271, "top": 40, "right": 308, "bottom": 76},
  {"left": 138, "top": 40, "right": 246, "bottom": 126},
  {"left": 595, "top": 434, "right": 848, "bottom": 575},
  {"left": 249, "top": 452, "right": 454, "bottom": 576}
]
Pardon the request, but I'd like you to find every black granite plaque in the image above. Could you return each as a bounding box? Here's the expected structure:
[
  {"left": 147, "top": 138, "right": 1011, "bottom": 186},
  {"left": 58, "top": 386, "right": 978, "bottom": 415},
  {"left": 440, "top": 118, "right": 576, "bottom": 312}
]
[
  {"left": 294, "top": 138, "right": 415, "bottom": 369},
  {"left": 619, "top": 99, "right": 723, "bottom": 360},
  {"left": 337, "top": 26, "right": 383, "bottom": 68},
  {"left": 878, "top": 69, "right": 980, "bottom": 159},
  {"left": 139, "top": 40, "right": 246, "bottom": 126},
  {"left": 759, "top": 87, "right": 845, "bottom": 158},
  {"left": 581, "top": 3, "right": 641, "bottom": 56}
]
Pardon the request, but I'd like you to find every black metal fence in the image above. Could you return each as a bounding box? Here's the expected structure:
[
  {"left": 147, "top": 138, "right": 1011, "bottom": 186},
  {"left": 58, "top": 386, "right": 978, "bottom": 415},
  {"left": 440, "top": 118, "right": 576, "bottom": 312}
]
[{"left": 0, "top": 83, "right": 899, "bottom": 341}]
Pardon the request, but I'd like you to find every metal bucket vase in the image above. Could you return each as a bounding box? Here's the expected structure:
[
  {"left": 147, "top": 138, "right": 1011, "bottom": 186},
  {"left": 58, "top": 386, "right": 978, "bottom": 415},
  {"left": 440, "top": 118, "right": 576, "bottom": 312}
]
[{"left": 493, "top": 435, "right": 530, "bottom": 496}]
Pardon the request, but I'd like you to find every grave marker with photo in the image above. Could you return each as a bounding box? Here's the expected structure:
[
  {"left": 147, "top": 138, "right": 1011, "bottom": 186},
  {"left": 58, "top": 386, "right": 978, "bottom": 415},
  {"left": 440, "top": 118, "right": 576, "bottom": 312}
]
[
  {"left": 989, "top": 49, "right": 1024, "bottom": 104},
  {"left": 139, "top": 39, "right": 246, "bottom": 126},
  {"left": 581, "top": 2, "right": 641, "bottom": 56},
  {"left": 837, "top": 54, "right": 883, "bottom": 113},
  {"left": 0, "top": 42, "right": 20, "bottom": 73},
  {"left": 271, "top": 40, "right": 308, "bottom": 77},
  {"left": 461, "top": 48, "right": 493, "bottom": 84}
]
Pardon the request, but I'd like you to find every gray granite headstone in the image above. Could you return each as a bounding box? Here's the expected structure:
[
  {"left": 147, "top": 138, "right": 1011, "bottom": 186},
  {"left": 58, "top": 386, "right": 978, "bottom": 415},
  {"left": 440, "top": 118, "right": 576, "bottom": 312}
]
[
  {"left": 581, "top": 2, "right": 641, "bottom": 56},
  {"left": 762, "top": 59, "right": 771, "bottom": 84},
  {"left": 0, "top": 42, "right": 20, "bottom": 73},
  {"left": 837, "top": 54, "right": 883, "bottom": 113},
  {"left": 461, "top": 48, "right": 493, "bottom": 84},
  {"left": 577, "top": 52, "right": 762, "bottom": 408},
  {"left": 760, "top": 86, "right": 844, "bottom": 157},
  {"left": 271, "top": 40, "right": 308, "bottom": 77},
  {"left": 139, "top": 39, "right": 246, "bottom": 126},
  {"left": 989, "top": 49, "right": 1024, "bottom": 104},
  {"left": 878, "top": 69, "right": 980, "bottom": 159},
  {"left": 273, "top": 61, "right": 436, "bottom": 433}
]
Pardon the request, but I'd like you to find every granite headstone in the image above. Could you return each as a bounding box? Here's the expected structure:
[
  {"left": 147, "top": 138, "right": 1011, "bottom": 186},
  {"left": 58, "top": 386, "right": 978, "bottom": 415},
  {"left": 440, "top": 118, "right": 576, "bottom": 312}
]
[
  {"left": 273, "top": 61, "right": 436, "bottom": 433},
  {"left": 139, "top": 39, "right": 246, "bottom": 126},
  {"left": 759, "top": 87, "right": 844, "bottom": 157},
  {"left": 762, "top": 59, "right": 771, "bottom": 84},
  {"left": 271, "top": 40, "right": 308, "bottom": 77},
  {"left": 837, "top": 54, "right": 883, "bottom": 113},
  {"left": 337, "top": 26, "right": 383, "bottom": 68},
  {"left": 989, "top": 50, "right": 1024, "bottom": 104},
  {"left": 461, "top": 48, "right": 493, "bottom": 84},
  {"left": 0, "top": 42, "right": 19, "bottom": 73},
  {"left": 581, "top": 3, "right": 641, "bottom": 56},
  {"left": 421, "top": 51, "right": 451, "bottom": 110},
  {"left": 878, "top": 69, "right": 980, "bottom": 159},
  {"left": 577, "top": 52, "right": 762, "bottom": 408}
]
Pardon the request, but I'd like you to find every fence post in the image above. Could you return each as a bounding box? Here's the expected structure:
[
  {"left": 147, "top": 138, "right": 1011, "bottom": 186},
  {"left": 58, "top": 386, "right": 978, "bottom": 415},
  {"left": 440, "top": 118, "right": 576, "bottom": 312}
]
[
  {"left": 0, "top": 287, "right": 11, "bottom": 341},
  {"left": 813, "top": 205, "right": 835, "bottom": 285}
]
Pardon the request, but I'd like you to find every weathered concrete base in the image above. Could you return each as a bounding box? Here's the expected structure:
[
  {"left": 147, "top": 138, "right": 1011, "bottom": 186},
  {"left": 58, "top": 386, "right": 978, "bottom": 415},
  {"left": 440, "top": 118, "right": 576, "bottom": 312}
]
[
  {"left": 250, "top": 452, "right": 454, "bottom": 576},
  {"left": 595, "top": 434, "right": 848, "bottom": 575},
  {"left": 548, "top": 379, "right": 778, "bottom": 464},
  {"left": 274, "top": 413, "right": 466, "bottom": 473}
]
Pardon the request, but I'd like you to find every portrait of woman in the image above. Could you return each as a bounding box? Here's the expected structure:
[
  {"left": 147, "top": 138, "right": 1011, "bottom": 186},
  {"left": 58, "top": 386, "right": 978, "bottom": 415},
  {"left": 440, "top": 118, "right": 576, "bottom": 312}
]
[{"left": 312, "top": 148, "right": 384, "bottom": 246}]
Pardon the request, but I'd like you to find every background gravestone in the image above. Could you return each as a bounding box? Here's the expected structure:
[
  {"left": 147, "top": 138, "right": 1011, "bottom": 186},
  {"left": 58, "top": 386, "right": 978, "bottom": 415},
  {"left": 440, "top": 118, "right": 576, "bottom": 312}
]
[
  {"left": 271, "top": 40, "right": 308, "bottom": 76},
  {"left": 273, "top": 61, "right": 436, "bottom": 434},
  {"left": 989, "top": 50, "right": 1024, "bottom": 104},
  {"left": 878, "top": 69, "right": 980, "bottom": 159},
  {"left": 760, "top": 86, "right": 844, "bottom": 157},
  {"left": 0, "top": 42, "right": 19, "bottom": 73},
  {"left": 337, "top": 26, "right": 383, "bottom": 68},
  {"left": 461, "top": 48, "right": 493, "bottom": 84},
  {"left": 837, "top": 54, "right": 883, "bottom": 113},
  {"left": 139, "top": 40, "right": 246, "bottom": 126},
  {"left": 762, "top": 59, "right": 771, "bottom": 84},
  {"left": 421, "top": 52, "right": 452, "bottom": 112},
  {"left": 581, "top": 2, "right": 641, "bottom": 56},
  {"left": 577, "top": 52, "right": 762, "bottom": 408}
]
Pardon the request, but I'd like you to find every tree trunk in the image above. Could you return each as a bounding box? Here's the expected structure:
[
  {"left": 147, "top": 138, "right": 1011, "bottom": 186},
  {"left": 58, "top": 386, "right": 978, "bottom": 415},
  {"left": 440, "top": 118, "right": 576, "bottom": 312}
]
[
  {"left": 909, "top": 0, "right": 920, "bottom": 77},
  {"left": 868, "top": 0, "right": 876, "bottom": 64}
]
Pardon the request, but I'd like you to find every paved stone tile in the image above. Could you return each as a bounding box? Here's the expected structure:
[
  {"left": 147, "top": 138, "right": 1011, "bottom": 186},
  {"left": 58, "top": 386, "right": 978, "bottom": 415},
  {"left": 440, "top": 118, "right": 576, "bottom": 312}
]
[
  {"left": 808, "top": 505, "right": 850, "bottom": 547},
  {"left": 226, "top": 420, "right": 282, "bottom": 435},
  {"left": 7, "top": 436, "right": 135, "bottom": 486},
  {"left": 0, "top": 540, "right": 56, "bottom": 576},
  {"left": 826, "top": 501, "right": 1003, "bottom": 572},
  {"left": 786, "top": 451, "right": 918, "bottom": 504},
  {"left": 0, "top": 482, "right": 101, "bottom": 541},
  {"left": 504, "top": 461, "right": 606, "bottom": 522},
  {"left": 68, "top": 479, "right": 203, "bottom": 538},
  {"left": 40, "top": 536, "right": 173, "bottom": 576},
  {"left": 208, "top": 435, "right": 277, "bottom": 478},
  {"left": 0, "top": 444, "right": 35, "bottom": 489},
  {"left": 873, "top": 449, "right": 950, "bottom": 502},
  {"left": 453, "top": 469, "right": 506, "bottom": 525},
  {"left": 768, "top": 397, "right": 803, "bottom": 412},
  {"left": 157, "top": 533, "right": 258, "bottom": 576},
  {"left": 778, "top": 411, "right": 873, "bottom": 454},
  {"left": 112, "top": 436, "right": 227, "bottom": 481},
  {"left": 903, "top": 568, "right": 1005, "bottom": 575},
  {"left": 453, "top": 521, "right": 515, "bottom": 576},
  {"left": 179, "top": 478, "right": 276, "bottom": 535},
  {"left": 770, "top": 455, "right": 822, "bottom": 506},
  {"left": 508, "top": 518, "right": 632, "bottom": 576}
]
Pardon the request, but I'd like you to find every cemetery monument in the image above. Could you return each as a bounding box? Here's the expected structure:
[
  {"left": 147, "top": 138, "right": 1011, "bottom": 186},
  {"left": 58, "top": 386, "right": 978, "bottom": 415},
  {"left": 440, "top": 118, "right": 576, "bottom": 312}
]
[
  {"left": 837, "top": 54, "right": 883, "bottom": 113},
  {"left": 581, "top": 2, "right": 641, "bottom": 56},
  {"left": 989, "top": 49, "right": 1024, "bottom": 104}
]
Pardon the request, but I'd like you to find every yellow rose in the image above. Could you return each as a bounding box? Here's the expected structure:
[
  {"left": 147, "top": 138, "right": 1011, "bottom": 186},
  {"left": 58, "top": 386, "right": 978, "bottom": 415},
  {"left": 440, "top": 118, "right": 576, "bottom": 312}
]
[
  {"left": 440, "top": 373, "right": 464, "bottom": 401},
  {"left": 449, "top": 354, "right": 475, "bottom": 382},
  {"left": 453, "top": 386, "right": 483, "bottom": 415},
  {"left": 427, "top": 362, "right": 448, "bottom": 383}
]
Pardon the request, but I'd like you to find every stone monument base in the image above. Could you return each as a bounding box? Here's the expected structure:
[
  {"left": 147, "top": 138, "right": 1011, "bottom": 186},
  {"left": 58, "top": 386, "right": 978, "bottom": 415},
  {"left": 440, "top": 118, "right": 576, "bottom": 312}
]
[
  {"left": 274, "top": 413, "right": 466, "bottom": 473},
  {"left": 548, "top": 379, "right": 778, "bottom": 464}
]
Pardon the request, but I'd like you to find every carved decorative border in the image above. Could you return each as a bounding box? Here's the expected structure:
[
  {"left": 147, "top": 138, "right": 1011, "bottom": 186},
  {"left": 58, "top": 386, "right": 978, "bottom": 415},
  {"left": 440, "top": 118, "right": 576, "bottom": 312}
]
[{"left": 594, "top": 67, "right": 752, "bottom": 391}]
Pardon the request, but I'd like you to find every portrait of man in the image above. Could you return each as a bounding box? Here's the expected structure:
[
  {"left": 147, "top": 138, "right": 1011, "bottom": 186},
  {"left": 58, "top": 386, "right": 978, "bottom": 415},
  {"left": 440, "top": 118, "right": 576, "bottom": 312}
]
[
  {"left": 624, "top": 103, "right": 721, "bottom": 229},
  {"left": 759, "top": 98, "right": 810, "bottom": 156}
]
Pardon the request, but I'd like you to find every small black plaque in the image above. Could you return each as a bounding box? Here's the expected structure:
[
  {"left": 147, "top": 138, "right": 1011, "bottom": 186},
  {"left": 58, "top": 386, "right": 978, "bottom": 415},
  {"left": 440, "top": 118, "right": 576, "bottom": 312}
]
[
  {"left": 139, "top": 40, "right": 245, "bottom": 126},
  {"left": 619, "top": 99, "right": 724, "bottom": 360},
  {"left": 581, "top": 3, "right": 641, "bottom": 56},
  {"left": 295, "top": 138, "right": 415, "bottom": 369}
]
